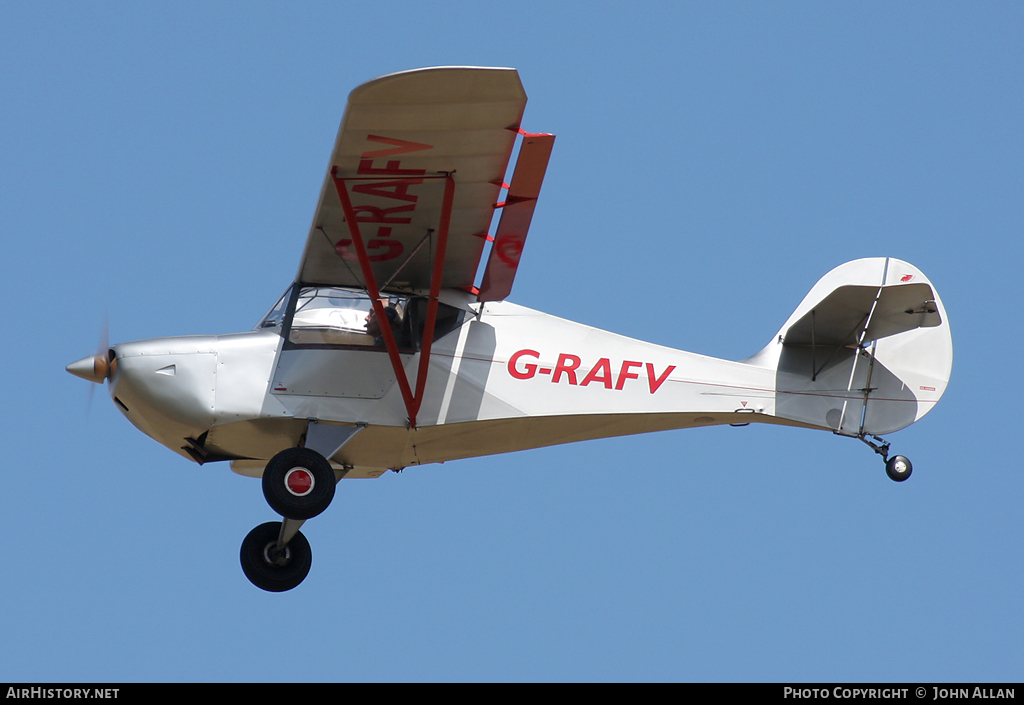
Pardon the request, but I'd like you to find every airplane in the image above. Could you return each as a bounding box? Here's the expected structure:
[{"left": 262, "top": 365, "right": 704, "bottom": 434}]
[{"left": 67, "top": 66, "right": 953, "bottom": 592}]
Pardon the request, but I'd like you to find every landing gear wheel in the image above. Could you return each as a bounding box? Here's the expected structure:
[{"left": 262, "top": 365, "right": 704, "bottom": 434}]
[
  {"left": 262, "top": 447, "right": 335, "bottom": 519},
  {"left": 885, "top": 455, "right": 913, "bottom": 482},
  {"left": 240, "top": 521, "right": 312, "bottom": 592}
]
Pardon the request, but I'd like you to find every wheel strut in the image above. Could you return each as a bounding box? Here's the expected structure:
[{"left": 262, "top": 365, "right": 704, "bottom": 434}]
[
  {"left": 858, "top": 434, "right": 913, "bottom": 482},
  {"left": 277, "top": 517, "right": 305, "bottom": 550},
  {"left": 859, "top": 434, "right": 892, "bottom": 462}
]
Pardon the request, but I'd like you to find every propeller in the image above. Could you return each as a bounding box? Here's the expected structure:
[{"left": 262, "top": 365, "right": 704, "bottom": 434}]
[{"left": 67, "top": 318, "right": 115, "bottom": 411}]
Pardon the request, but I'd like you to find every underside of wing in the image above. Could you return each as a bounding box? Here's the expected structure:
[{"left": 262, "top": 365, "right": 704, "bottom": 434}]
[{"left": 297, "top": 67, "right": 528, "bottom": 292}]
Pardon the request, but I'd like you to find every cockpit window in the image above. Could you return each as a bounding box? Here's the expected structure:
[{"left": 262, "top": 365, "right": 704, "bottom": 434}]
[
  {"left": 289, "top": 287, "right": 393, "bottom": 347},
  {"left": 281, "top": 285, "right": 466, "bottom": 350}
]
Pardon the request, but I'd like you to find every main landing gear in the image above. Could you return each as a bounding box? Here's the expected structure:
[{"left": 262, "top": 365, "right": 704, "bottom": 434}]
[
  {"left": 860, "top": 434, "right": 913, "bottom": 483},
  {"left": 261, "top": 447, "right": 336, "bottom": 520},
  {"left": 240, "top": 447, "right": 338, "bottom": 592}
]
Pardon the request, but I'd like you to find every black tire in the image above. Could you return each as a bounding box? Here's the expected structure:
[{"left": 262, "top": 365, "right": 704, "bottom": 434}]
[
  {"left": 262, "top": 447, "right": 336, "bottom": 519},
  {"left": 239, "top": 521, "right": 312, "bottom": 592},
  {"left": 885, "top": 455, "right": 913, "bottom": 482}
]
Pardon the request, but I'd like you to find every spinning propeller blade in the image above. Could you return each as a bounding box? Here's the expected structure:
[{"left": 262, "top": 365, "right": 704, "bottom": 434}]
[{"left": 67, "top": 318, "right": 113, "bottom": 415}]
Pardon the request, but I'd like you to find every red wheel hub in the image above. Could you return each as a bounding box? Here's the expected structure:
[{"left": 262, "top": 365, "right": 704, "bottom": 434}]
[{"left": 284, "top": 467, "right": 314, "bottom": 496}]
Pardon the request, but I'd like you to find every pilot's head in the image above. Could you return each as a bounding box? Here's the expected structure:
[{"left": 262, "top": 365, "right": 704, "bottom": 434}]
[{"left": 365, "top": 305, "right": 398, "bottom": 339}]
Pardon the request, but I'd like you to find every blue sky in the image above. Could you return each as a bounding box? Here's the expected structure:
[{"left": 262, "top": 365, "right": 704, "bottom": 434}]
[{"left": 2, "top": 2, "right": 1022, "bottom": 682}]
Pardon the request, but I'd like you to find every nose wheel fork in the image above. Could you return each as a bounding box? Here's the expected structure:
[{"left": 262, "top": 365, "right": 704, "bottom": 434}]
[{"left": 859, "top": 434, "right": 913, "bottom": 482}]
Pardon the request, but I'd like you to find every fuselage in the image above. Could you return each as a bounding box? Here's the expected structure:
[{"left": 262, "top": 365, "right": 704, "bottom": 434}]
[{"left": 106, "top": 292, "right": 792, "bottom": 478}]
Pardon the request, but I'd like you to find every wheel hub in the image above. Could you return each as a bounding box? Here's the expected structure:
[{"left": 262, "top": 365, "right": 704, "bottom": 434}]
[
  {"left": 284, "top": 467, "right": 314, "bottom": 496},
  {"left": 263, "top": 541, "right": 292, "bottom": 567}
]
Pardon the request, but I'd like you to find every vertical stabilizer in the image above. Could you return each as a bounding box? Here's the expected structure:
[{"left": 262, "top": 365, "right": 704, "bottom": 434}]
[{"left": 743, "top": 258, "right": 952, "bottom": 436}]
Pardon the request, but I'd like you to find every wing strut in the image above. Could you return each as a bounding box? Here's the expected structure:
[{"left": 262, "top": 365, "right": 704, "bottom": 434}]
[{"left": 331, "top": 169, "right": 454, "bottom": 429}]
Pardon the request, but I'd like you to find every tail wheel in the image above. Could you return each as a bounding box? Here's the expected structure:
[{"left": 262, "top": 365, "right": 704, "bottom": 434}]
[
  {"left": 240, "top": 522, "right": 312, "bottom": 592},
  {"left": 262, "top": 447, "right": 336, "bottom": 519},
  {"left": 885, "top": 455, "right": 913, "bottom": 482}
]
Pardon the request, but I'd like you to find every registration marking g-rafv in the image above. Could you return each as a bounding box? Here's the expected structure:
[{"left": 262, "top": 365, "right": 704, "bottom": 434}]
[{"left": 508, "top": 349, "right": 676, "bottom": 394}]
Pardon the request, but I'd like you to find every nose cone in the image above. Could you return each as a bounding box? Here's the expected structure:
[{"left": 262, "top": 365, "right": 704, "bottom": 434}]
[{"left": 66, "top": 355, "right": 107, "bottom": 384}]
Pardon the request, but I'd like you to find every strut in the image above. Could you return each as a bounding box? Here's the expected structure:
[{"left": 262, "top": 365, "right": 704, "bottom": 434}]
[{"left": 331, "top": 170, "right": 455, "bottom": 429}]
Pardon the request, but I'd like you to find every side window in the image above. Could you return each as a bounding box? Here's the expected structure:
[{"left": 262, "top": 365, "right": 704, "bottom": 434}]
[
  {"left": 286, "top": 287, "right": 410, "bottom": 349},
  {"left": 289, "top": 288, "right": 374, "bottom": 346},
  {"left": 281, "top": 286, "right": 466, "bottom": 351},
  {"left": 402, "top": 298, "right": 467, "bottom": 350}
]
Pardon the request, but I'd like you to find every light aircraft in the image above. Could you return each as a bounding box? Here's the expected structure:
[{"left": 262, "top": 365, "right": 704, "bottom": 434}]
[{"left": 67, "top": 67, "right": 953, "bottom": 592}]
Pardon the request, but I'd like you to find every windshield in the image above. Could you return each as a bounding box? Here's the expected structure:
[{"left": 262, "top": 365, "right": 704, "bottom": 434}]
[{"left": 255, "top": 287, "right": 291, "bottom": 329}]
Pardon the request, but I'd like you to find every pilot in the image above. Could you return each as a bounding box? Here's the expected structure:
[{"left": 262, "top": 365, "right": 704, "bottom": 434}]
[{"left": 365, "top": 305, "right": 400, "bottom": 347}]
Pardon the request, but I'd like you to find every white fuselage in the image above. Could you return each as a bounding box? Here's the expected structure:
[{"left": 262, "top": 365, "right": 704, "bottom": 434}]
[
  {"left": 103, "top": 258, "right": 953, "bottom": 479},
  {"left": 109, "top": 293, "right": 792, "bottom": 478}
]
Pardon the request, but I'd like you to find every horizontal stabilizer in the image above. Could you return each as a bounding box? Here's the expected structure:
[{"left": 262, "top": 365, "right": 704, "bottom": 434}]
[{"left": 784, "top": 282, "right": 940, "bottom": 348}]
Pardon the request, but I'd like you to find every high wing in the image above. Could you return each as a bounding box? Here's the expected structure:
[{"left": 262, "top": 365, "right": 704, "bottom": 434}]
[{"left": 297, "top": 66, "right": 535, "bottom": 293}]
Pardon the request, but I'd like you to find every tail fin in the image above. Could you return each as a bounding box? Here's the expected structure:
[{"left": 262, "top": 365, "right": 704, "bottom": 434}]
[{"left": 744, "top": 258, "right": 952, "bottom": 436}]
